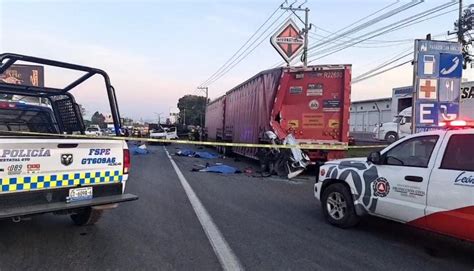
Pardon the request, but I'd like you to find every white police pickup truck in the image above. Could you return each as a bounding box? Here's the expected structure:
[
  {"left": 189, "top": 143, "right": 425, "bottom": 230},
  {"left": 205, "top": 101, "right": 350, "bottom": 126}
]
[
  {"left": 0, "top": 53, "right": 138, "bottom": 225},
  {"left": 314, "top": 120, "right": 474, "bottom": 241}
]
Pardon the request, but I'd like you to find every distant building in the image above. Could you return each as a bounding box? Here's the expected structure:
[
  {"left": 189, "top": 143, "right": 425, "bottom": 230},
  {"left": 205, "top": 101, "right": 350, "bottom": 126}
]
[
  {"left": 350, "top": 98, "right": 392, "bottom": 132},
  {"left": 103, "top": 113, "right": 114, "bottom": 128}
]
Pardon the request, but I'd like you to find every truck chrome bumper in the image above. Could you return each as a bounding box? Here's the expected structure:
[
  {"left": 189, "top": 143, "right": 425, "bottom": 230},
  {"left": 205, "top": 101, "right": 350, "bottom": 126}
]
[{"left": 0, "top": 193, "right": 138, "bottom": 219}]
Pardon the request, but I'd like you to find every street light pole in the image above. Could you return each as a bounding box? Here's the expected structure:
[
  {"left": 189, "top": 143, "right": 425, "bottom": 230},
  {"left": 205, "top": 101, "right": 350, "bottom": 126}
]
[
  {"left": 197, "top": 86, "right": 209, "bottom": 141},
  {"left": 153, "top": 112, "right": 163, "bottom": 125}
]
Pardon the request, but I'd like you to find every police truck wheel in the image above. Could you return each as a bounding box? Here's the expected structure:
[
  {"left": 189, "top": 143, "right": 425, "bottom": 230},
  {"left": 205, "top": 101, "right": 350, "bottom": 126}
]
[
  {"left": 321, "top": 183, "right": 359, "bottom": 228},
  {"left": 71, "top": 207, "right": 103, "bottom": 226},
  {"left": 385, "top": 132, "right": 398, "bottom": 143}
]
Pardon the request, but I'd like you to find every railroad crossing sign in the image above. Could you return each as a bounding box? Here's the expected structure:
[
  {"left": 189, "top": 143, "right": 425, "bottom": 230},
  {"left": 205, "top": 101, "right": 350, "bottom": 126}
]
[{"left": 270, "top": 18, "right": 304, "bottom": 64}]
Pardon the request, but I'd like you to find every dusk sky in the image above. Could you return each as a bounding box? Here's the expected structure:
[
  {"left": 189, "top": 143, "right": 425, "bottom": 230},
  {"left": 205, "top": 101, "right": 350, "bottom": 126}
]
[{"left": 1, "top": 0, "right": 472, "bottom": 121}]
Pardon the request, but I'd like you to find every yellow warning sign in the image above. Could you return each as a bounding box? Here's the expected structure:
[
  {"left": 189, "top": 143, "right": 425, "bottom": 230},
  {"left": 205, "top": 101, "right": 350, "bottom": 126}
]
[
  {"left": 288, "top": 119, "right": 299, "bottom": 128},
  {"left": 328, "top": 119, "right": 340, "bottom": 128},
  {"left": 302, "top": 113, "right": 324, "bottom": 128}
]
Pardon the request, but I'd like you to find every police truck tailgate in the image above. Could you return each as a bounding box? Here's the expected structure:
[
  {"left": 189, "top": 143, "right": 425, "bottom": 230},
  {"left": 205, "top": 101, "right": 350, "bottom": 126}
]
[{"left": 0, "top": 138, "right": 136, "bottom": 218}]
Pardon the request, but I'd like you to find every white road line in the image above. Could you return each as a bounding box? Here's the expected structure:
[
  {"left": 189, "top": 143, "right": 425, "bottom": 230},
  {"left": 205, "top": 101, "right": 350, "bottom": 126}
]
[{"left": 164, "top": 147, "right": 244, "bottom": 271}]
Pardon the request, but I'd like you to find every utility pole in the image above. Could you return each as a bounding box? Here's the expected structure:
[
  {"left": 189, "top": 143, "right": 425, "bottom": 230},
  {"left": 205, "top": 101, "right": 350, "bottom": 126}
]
[
  {"left": 197, "top": 86, "right": 208, "bottom": 105},
  {"left": 303, "top": 7, "right": 309, "bottom": 67},
  {"left": 197, "top": 86, "right": 209, "bottom": 122},
  {"left": 183, "top": 108, "right": 186, "bottom": 126},
  {"left": 197, "top": 86, "right": 208, "bottom": 141},
  {"left": 154, "top": 112, "right": 163, "bottom": 125},
  {"left": 280, "top": 2, "right": 311, "bottom": 67},
  {"left": 449, "top": 1, "right": 473, "bottom": 68},
  {"left": 459, "top": 0, "right": 463, "bottom": 43}
]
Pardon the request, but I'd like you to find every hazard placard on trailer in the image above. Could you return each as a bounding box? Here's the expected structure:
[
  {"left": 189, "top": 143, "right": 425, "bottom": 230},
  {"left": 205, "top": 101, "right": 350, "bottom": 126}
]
[{"left": 270, "top": 18, "right": 304, "bottom": 64}]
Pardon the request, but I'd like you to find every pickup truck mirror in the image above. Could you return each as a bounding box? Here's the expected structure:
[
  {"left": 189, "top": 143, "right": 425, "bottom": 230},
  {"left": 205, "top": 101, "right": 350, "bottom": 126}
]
[
  {"left": 367, "top": 151, "right": 382, "bottom": 165},
  {"left": 400, "top": 117, "right": 406, "bottom": 125}
]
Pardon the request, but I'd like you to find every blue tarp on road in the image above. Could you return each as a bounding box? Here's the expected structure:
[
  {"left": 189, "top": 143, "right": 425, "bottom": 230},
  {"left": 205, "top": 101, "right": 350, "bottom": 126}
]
[
  {"left": 176, "top": 149, "right": 218, "bottom": 159},
  {"left": 194, "top": 151, "right": 218, "bottom": 159},
  {"left": 176, "top": 149, "right": 195, "bottom": 157},
  {"left": 130, "top": 146, "right": 150, "bottom": 155},
  {"left": 200, "top": 165, "right": 240, "bottom": 174}
]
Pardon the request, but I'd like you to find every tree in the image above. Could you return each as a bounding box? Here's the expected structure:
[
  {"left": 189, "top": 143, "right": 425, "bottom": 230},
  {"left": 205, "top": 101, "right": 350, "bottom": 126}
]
[
  {"left": 91, "top": 111, "right": 106, "bottom": 128},
  {"left": 177, "top": 95, "right": 208, "bottom": 127}
]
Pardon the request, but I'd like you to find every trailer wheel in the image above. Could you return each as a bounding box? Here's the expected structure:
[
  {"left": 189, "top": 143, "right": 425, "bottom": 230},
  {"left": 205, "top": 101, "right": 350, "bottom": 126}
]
[
  {"left": 70, "top": 207, "right": 103, "bottom": 226},
  {"left": 385, "top": 132, "right": 398, "bottom": 143}
]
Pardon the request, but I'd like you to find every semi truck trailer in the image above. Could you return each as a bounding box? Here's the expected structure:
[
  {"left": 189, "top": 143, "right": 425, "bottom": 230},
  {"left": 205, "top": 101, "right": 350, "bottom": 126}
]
[{"left": 205, "top": 65, "right": 351, "bottom": 163}]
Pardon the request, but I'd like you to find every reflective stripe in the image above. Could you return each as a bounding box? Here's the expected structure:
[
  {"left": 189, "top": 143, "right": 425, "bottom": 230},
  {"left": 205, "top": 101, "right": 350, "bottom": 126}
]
[{"left": 0, "top": 170, "right": 122, "bottom": 193}]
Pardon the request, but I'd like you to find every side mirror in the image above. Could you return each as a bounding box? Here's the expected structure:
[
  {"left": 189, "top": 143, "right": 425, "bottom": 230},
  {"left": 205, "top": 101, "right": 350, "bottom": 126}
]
[
  {"left": 367, "top": 151, "right": 382, "bottom": 165},
  {"left": 400, "top": 117, "right": 406, "bottom": 125}
]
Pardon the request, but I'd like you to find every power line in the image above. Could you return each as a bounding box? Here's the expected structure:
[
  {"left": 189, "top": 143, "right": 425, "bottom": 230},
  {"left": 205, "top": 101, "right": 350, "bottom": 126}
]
[
  {"left": 306, "top": 1, "right": 422, "bottom": 52},
  {"left": 354, "top": 51, "right": 413, "bottom": 80},
  {"left": 313, "top": 26, "right": 416, "bottom": 44},
  {"left": 352, "top": 59, "right": 412, "bottom": 84},
  {"left": 272, "top": 1, "right": 421, "bottom": 68},
  {"left": 204, "top": 13, "right": 291, "bottom": 87},
  {"left": 198, "top": 1, "right": 285, "bottom": 87},
  {"left": 308, "top": 32, "right": 412, "bottom": 48},
  {"left": 356, "top": 45, "right": 413, "bottom": 70},
  {"left": 307, "top": 1, "right": 459, "bottom": 64},
  {"left": 352, "top": 35, "right": 459, "bottom": 84}
]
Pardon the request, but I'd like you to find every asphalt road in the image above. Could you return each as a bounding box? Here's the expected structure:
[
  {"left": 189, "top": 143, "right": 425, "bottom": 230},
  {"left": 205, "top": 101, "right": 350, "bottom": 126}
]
[{"left": 0, "top": 144, "right": 473, "bottom": 270}]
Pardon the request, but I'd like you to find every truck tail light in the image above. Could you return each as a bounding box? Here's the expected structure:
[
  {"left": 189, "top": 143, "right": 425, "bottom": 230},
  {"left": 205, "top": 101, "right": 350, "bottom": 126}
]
[{"left": 123, "top": 149, "right": 130, "bottom": 174}]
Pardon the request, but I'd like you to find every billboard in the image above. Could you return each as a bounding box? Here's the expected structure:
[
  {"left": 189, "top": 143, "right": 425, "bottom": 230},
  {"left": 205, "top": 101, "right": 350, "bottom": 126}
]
[
  {"left": 413, "top": 40, "right": 463, "bottom": 133},
  {"left": 0, "top": 64, "right": 44, "bottom": 87}
]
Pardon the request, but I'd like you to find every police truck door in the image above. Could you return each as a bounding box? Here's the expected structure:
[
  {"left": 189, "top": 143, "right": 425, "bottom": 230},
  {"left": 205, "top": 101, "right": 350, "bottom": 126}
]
[{"left": 370, "top": 135, "right": 439, "bottom": 222}]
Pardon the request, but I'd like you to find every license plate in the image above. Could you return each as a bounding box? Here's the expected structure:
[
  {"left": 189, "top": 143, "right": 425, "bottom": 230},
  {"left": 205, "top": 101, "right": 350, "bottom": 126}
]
[{"left": 68, "top": 187, "right": 93, "bottom": 202}]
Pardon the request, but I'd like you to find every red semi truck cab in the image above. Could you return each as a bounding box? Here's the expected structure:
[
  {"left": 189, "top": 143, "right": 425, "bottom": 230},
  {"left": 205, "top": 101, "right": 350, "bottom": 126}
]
[{"left": 205, "top": 65, "right": 351, "bottom": 163}]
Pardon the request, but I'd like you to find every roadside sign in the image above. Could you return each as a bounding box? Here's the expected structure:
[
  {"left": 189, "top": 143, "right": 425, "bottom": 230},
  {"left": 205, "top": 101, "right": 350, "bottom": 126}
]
[
  {"left": 439, "top": 53, "right": 463, "bottom": 78},
  {"left": 417, "top": 101, "right": 438, "bottom": 125},
  {"left": 417, "top": 53, "right": 438, "bottom": 77},
  {"left": 418, "top": 78, "right": 437, "bottom": 100},
  {"left": 270, "top": 18, "right": 304, "bottom": 64},
  {"left": 439, "top": 102, "right": 459, "bottom": 122},
  {"left": 413, "top": 40, "right": 463, "bottom": 133},
  {"left": 0, "top": 64, "right": 44, "bottom": 87},
  {"left": 439, "top": 78, "right": 460, "bottom": 102}
]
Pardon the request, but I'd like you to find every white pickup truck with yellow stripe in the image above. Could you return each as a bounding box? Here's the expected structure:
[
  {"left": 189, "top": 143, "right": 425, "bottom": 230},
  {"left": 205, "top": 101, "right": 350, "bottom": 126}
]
[{"left": 0, "top": 53, "right": 138, "bottom": 225}]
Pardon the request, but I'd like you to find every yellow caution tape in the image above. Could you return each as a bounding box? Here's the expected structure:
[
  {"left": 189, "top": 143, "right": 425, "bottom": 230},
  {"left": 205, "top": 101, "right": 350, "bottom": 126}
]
[
  {"left": 347, "top": 145, "right": 388, "bottom": 149},
  {"left": 0, "top": 130, "right": 385, "bottom": 150}
]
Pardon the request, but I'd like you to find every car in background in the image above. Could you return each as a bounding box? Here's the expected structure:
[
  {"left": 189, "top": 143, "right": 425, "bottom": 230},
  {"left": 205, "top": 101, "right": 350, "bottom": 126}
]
[
  {"left": 132, "top": 128, "right": 143, "bottom": 137},
  {"left": 149, "top": 126, "right": 178, "bottom": 144},
  {"left": 104, "top": 128, "right": 117, "bottom": 136},
  {"left": 85, "top": 126, "right": 102, "bottom": 136}
]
